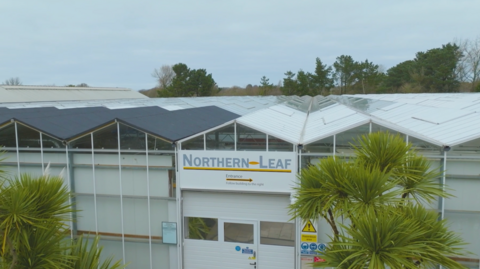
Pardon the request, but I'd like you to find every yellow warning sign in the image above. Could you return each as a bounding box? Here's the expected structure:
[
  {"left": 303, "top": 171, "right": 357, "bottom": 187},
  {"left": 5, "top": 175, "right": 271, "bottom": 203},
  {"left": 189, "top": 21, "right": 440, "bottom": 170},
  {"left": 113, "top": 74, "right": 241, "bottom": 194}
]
[
  {"left": 302, "top": 220, "right": 316, "bottom": 233},
  {"left": 301, "top": 234, "right": 317, "bottom": 242}
]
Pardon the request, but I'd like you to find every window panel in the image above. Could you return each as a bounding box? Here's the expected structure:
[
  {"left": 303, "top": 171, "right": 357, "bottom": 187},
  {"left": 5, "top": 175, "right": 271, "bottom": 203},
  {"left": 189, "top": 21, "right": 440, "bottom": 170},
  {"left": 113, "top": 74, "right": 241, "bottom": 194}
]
[
  {"left": 335, "top": 124, "right": 370, "bottom": 153},
  {"left": 409, "top": 136, "right": 442, "bottom": 156},
  {"left": 147, "top": 135, "right": 172, "bottom": 151},
  {"left": 206, "top": 124, "right": 235, "bottom": 150},
  {"left": 268, "top": 135, "right": 293, "bottom": 152},
  {"left": 303, "top": 136, "right": 334, "bottom": 153},
  {"left": 184, "top": 217, "right": 218, "bottom": 241},
  {"left": 224, "top": 222, "right": 253, "bottom": 244},
  {"left": 371, "top": 123, "right": 405, "bottom": 139},
  {"left": 42, "top": 133, "right": 63, "bottom": 149},
  {"left": 260, "top": 221, "right": 294, "bottom": 247},
  {"left": 181, "top": 135, "right": 204, "bottom": 150},
  {"left": 69, "top": 134, "right": 92, "bottom": 149},
  {"left": 17, "top": 124, "right": 41, "bottom": 148},
  {"left": 237, "top": 124, "right": 266, "bottom": 151},
  {"left": 119, "top": 124, "right": 145, "bottom": 150},
  {"left": 0, "top": 124, "right": 16, "bottom": 147},
  {"left": 93, "top": 124, "right": 118, "bottom": 150}
]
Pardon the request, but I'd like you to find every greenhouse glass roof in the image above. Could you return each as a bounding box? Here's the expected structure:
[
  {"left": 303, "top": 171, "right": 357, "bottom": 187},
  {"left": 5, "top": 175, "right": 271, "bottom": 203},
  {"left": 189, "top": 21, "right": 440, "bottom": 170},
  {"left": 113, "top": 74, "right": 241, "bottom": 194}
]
[{"left": 2, "top": 93, "right": 480, "bottom": 147}]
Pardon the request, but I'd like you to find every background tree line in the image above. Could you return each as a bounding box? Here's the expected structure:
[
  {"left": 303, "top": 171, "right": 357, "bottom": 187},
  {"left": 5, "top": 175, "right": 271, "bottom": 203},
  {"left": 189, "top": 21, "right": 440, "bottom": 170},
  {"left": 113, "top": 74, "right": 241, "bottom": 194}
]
[
  {"left": 141, "top": 37, "right": 480, "bottom": 97},
  {"left": 279, "top": 38, "right": 480, "bottom": 95}
]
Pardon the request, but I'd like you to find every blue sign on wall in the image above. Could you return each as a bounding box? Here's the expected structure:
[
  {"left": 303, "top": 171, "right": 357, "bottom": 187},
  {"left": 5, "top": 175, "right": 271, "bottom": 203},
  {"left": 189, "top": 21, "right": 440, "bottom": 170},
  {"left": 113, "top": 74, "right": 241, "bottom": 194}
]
[{"left": 242, "top": 247, "right": 253, "bottom": 254}]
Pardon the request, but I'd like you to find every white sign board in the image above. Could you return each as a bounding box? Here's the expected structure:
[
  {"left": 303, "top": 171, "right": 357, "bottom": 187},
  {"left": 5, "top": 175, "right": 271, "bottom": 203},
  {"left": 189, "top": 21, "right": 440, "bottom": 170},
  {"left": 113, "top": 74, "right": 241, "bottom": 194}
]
[
  {"left": 162, "top": 222, "right": 177, "bottom": 244},
  {"left": 179, "top": 151, "right": 296, "bottom": 193}
]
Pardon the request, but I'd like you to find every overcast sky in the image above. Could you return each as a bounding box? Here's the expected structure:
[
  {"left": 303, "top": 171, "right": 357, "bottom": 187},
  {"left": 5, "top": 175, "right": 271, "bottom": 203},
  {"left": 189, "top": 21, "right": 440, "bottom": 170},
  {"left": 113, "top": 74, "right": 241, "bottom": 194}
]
[{"left": 1, "top": 0, "right": 479, "bottom": 90}]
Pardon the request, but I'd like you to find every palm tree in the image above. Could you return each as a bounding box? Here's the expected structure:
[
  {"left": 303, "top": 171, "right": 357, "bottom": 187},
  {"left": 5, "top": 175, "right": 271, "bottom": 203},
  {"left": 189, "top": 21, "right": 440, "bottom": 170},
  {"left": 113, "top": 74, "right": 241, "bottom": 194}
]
[
  {"left": 0, "top": 149, "right": 126, "bottom": 269},
  {"left": 290, "top": 132, "right": 467, "bottom": 268}
]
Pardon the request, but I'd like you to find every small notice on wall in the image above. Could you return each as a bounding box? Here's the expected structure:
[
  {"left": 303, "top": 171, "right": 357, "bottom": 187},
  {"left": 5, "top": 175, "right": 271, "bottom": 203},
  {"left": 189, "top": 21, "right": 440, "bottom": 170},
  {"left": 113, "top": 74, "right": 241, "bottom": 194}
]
[
  {"left": 301, "top": 256, "right": 314, "bottom": 269},
  {"left": 162, "top": 222, "right": 177, "bottom": 245}
]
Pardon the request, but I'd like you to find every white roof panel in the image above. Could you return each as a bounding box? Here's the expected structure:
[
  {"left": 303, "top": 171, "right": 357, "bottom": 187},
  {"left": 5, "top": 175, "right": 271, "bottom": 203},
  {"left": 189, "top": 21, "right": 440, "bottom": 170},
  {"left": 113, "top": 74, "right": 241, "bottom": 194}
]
[
  {"left": 0, "top": 85, "right": 146, "bottom": 103},
  {"left": 236, "top": 104, "right": 307, "bottom": 144}
]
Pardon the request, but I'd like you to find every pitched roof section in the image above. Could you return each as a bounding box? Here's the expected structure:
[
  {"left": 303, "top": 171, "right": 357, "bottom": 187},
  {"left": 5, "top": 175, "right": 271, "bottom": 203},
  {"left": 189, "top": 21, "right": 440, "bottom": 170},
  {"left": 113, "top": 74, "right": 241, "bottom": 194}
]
[
  {"left": 0, "top": 96, "right": 294, "bottom": 116},
  {"left": 0, "top": 106, "right": 239, "bottom": 142},
  {"left": 118, "top": 106, "right": 240, "bottom": 142},
  {"left": 338, "top": 94, "right": 480, "bottom": 147}
]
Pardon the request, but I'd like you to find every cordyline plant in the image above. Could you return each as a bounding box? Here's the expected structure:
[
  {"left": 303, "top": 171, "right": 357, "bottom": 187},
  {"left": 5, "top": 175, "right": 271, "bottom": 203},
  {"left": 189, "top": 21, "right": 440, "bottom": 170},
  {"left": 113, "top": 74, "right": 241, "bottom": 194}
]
[
  {"left": 289, "top": 132, "right": 468, "bottom": 269},
  {"left": 0, "top": 149, "right": 126, "bottom": 269}
]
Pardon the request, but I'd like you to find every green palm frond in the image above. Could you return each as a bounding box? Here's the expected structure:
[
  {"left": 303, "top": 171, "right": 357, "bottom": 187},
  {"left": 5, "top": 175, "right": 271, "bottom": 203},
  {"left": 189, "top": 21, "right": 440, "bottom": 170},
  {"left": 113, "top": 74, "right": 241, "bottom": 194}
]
[
  {"left": 0, "top": 174, "right": 72, "bottom": 253},
  {"left": 353, "top": 131, "right": 412, "bottom": 173},
  {"left": 315, "top": 206, "right": 467, "bottom": 269},
  {"left": 69, "top": 235, "right": 127, "bottom": 269},
  {"left": 8, "top": 222, "right": 72, "bottom": 269},
  {"left": 396, "top": 153, "right": 450, "bottom": 204},
  {"left": 342, "top": 161, "right": 401, "bottom": 215}
]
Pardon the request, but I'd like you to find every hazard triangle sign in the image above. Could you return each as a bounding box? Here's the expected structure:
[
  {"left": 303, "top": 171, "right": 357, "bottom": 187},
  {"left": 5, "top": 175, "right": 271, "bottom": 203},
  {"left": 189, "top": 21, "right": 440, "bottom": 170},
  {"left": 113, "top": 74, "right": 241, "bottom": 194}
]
[{"left": 302, "top": 220, "right": 316, "bottom": 233}]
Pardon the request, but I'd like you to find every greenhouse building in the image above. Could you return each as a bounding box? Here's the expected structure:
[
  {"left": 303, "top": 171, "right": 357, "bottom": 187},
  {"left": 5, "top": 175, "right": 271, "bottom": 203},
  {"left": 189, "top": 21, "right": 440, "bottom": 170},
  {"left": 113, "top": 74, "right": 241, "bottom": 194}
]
[{"left": 0, "top": 88, "right": 479, "bottom": 269}]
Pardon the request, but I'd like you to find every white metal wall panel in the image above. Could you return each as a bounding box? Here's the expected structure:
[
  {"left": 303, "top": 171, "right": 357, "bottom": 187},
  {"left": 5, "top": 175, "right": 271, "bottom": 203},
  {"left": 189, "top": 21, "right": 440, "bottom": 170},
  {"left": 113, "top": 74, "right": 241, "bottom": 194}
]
[
  {"left": 258, "top": 245, "right": 294, "bottom": 269},
  {"left": 183, "top": 191, "right": 293, "bottom": 269},
  {"left": 445, "top": 179, "right": 480, "bottom": 211},
  {"left": 183, "top": 192, "right": 292, "bottom": 222},
  {"left": 184, "top": 240, "right": 225, "bottom": 269}
]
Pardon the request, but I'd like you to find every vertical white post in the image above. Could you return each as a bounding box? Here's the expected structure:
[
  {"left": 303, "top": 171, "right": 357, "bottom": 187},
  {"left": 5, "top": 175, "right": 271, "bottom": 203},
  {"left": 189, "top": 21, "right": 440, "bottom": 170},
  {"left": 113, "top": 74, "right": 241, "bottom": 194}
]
[
  {"left": 65, "top": 145, "right": 74, "bottom": 239},
  {"left": 145, "top": 134, "right": 153, "bottom": 269},
  {"left": 441, "top": 150, "right": 447, "bottom": 220},
  {"left": 91, "top": 133, "right": 98, "bottom": 233},
  {"left": 266, "top": 134, "right": 269, "bottom": 151},
  {"left": 333, "top": 134, "right": 336, "bottom": 157},
  {"left": 116, "top": 122, "right": 126, "bottom": 264},
  {"left": 175, "top": 145, "right": 183, "bottom": 269},
  {"left": 295, "top": 146, "right": 302, "bottom": 269},
  {"left": 14, "top": 122, "right": 20, "bottom": 175},
  {"left": 234, "top": 122, "right": 237, "bottom": 151},
  {"left": 40, "top": 132, "right": 44, "bottom": 172}
]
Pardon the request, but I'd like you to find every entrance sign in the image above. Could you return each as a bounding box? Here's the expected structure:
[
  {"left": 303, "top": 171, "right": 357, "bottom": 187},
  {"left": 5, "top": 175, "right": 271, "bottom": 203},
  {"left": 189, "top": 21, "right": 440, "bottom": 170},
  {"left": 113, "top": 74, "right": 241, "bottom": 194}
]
[
  {"left": 179, "top": 151, "right": 296, "bottom": 193},
  {"left": 162, "top": 222, "right": 177, "bottom": 244}
]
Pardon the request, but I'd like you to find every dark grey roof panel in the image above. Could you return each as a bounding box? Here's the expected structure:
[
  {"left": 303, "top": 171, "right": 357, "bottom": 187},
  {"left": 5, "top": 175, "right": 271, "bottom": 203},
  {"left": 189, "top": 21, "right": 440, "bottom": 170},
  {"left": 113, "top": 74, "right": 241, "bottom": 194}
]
[
  {"left": 118, "top": 106, "right": 240, "bottom": 142},
  {"left": 0, "top": 106, "right": 239, "bottom": 142},
  {"left": 13, "top": 107, "right": 169, "bottom": 140},
  {"left": 0, "top": 107, "right": 59, "bottom": 126}
]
